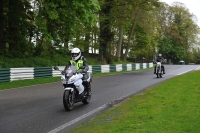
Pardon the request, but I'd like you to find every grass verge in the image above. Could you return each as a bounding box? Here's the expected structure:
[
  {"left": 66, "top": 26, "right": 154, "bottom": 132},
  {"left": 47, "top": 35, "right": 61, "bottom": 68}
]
[
  {"left": 68, "top": 70, "right": 200, "bottom": 133},
  {"left": 0, "top": 77, "right": 61, "bottom": 90}
]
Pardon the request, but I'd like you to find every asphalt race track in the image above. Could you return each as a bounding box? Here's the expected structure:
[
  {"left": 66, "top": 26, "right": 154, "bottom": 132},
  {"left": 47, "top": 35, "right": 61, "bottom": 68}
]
[{"left": 0, "top": 65, "right": 199, "bottom": 133}]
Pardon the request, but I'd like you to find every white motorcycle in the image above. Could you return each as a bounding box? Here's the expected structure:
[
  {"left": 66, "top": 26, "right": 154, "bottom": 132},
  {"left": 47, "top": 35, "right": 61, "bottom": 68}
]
[
  {"left": 154, "top": 59, "right": 166, "bottom": 78},
  {"left": 53, "top": 64, "right": 92, "bottom": 111}
]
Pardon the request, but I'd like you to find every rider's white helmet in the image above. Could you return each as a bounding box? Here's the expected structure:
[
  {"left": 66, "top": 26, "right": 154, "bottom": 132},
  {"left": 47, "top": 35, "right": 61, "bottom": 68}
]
[
  {"left": 158, "top": 54, "right": 162, "bottom": 57},
  {"left": 71, "top": 48, "right": 81, "bottom": 61}
]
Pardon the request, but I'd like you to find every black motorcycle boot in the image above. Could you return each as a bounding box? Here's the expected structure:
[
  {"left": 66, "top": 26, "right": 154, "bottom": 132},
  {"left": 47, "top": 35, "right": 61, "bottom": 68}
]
[
  {"left": 85, "top": 82, "right": 92, "bottom": 96},
  {"left": 163, "top": 69, "right": 165, "bottom": 74},
  {"left": 77, "top": 92, "right": 84, "bottom": 99},
  {"left": 87, "top": 87, "right": 92, "bottom": 96},
  {"left": 162, "top": 66, "right": 165, "bottom": 74},
  {"left": 163, "top": 68, "right": 165, "bottom": 74}
]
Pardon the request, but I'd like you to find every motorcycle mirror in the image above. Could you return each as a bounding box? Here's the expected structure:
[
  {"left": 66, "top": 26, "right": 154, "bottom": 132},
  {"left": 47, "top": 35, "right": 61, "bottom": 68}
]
[
  {"left": 61, "top": 71, "right": 65, "bottom": 75},
  {"left": 53, "top": 66, "right": 59, "bottom": 70}
]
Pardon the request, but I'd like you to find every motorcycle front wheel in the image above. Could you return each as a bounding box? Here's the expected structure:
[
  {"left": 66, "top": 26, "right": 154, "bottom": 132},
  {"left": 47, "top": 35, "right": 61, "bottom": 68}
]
[
  {"left": 156, "top": 68, "right": 162, "bottom": 78},
  {"left": 63, "top": 90, "right": 74, "bottom": 111}
]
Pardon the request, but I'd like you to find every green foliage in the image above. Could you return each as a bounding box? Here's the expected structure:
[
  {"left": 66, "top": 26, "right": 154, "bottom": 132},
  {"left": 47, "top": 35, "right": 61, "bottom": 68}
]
[
  {"left": 165, "top": 3, "right": 199, "bottom": 63},
  {"left": 134, "top": 24, "right": 149, "bottom": 49},
  {"left": 158, "top": 36, "right": 186, "bottom": 63},
  {"left": 0, "top": 52, "right": 117, "bottom": 68},
  {"left": 0, "top": 0, "right": 100, "bottom": 59},
  {"left": 192, "top": 48, "right": 200, "bottom": 64},
  {"left": 158, "top": 37, "right": 186, "bottom": 63},
  {"left": 0, "top": 51, "right": 135, "bottom": 68},
  {"left": 0, "top": 0, "right": 199, "bottom": 64},
  {"left": 129, "top": 25, "right": 157, "bottom": 60},
  {"left": 35, "top": 0, "right": 100, "bottom": 45},
  {"left": 2, "top": 0, "right": 35, "bottom": 58},
  {"left": 0, "top": 54, "right": 69, "bottom": 68}
]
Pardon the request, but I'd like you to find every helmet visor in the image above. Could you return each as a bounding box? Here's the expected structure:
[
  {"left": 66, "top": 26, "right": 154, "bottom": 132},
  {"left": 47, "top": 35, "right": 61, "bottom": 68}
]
[{"left": 72, "top": 53, "right": 78, "bottom": 57}]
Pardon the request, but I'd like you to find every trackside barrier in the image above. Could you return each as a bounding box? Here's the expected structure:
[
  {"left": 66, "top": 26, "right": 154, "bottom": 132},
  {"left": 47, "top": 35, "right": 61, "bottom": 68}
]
[
  {"left": 92, "top": 65, "right": 101, "bottom": 74},
  {"left": 10, "top": 68, "right": 34, "bottom": 81},
  {"left": 110, "top": 64, "right": 116, "bottom": 72},
  {"left": 0, "top": 68, "right": 10, "bottom": 83},
  {"left": 34, "top": 67, "right": 52, "bottom": 78},
  {"left": 0, "top": 63, "right": 153, "bottom": 83}
]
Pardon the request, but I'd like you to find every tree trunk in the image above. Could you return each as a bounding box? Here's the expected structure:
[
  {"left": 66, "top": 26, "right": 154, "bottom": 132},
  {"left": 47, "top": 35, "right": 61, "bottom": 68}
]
[
  {"left": 116, "top": 1, "right": 126, "bottom": 62},
  {"left": 0, "top": 0, "right": 5, "bottom": 51},
  {"left": 98, "top": 0, "right": 113, "bottom": 63},
  {"left": 116, "top": 24, "right": 123, "bottom": 62},
  {"left": 99, "top": 20, "right": 108, "bottom": 63},
  {"left": 84, "top": 29, "right": 90, "bottom": 56},
  {"left": 8, "top": 0, "right": 19, "bottom": 53},
  {"left": 123, "top": 12, "right": 138, "bottom": 61},
  {"left": 64, "top": 37, "right": 69, "bottom": 50},
  {"left": 93, "top": 32, "right": 97, "bottom": 54}
]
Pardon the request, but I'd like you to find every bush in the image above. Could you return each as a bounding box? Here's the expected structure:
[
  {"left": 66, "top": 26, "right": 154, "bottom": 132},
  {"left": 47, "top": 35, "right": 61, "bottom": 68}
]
[{"left": 0, "top": 54, "right": 71, "bottom": 68}]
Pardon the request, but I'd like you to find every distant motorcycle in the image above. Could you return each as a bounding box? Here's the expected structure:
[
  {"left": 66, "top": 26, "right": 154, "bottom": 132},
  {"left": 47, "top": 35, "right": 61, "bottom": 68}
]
[
  {"left": 154, "top": 59, "right": 166, "bottom": 78},
  {"left": 53, "top": 64, "right": 92, "bottom": 111}
]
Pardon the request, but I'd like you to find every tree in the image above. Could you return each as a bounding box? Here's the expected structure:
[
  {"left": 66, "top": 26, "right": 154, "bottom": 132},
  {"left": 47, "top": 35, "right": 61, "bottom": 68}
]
[
  {"left": 0, "top": 0, "right": 4, "bottom": 52},
  {"left": 122, "top": 0, "right": 160, "bottom": 61},
  {"left": 5, "top": 0, "right": 34, "bottom": 57},
  {"left": 158, "top": 2, "right": 199, "bottom": 63},
  {"left": 0, "top": 0, "right": 100, "bottom": 57},
  {"left": 98, "top": 0, "right": 113, "bottom": 63}
]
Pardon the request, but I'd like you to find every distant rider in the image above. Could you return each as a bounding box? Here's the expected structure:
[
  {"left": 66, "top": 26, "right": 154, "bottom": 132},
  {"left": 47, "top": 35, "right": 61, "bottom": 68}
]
[
  {"left": 64, "top": 48, "right": 91, "bottom": 97},
  {"left": 154, "top": 54, "right": 166, "bottom": 74}
]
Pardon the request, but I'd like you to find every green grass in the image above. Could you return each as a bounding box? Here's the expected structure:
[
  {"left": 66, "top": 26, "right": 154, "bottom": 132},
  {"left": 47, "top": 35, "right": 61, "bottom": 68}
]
[
  {"left": 0, "top": 77, "right": 61, "bottom": 90},
  {"left": 68, "top": 70, "right": 200, "bottom": 133}
]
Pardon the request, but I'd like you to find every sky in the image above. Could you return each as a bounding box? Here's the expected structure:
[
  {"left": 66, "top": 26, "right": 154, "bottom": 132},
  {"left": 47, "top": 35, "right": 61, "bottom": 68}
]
[{"left": 159, "top": 0, "right": 200, "bottom": 27}]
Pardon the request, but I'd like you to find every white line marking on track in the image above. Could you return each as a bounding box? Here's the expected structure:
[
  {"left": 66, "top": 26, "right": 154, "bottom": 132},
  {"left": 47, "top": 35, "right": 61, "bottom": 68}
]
[
  {"left": 47, "top": 104, "right": 107, "bottom": 133},
  {"left": 177, "top": 68, "right": 196, "bottom": 75}
]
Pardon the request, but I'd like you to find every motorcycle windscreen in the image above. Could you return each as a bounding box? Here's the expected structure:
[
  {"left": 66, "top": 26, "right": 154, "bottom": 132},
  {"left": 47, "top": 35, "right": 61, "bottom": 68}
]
[{"left": 65, "top": 65, "right": 76, "bottom": 77}]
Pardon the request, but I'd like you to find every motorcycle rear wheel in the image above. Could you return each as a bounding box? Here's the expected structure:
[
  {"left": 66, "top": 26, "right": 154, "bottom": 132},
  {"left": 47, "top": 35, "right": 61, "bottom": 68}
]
[{"left": 63, "top": 90, "right": 74, "bottom": 111}]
